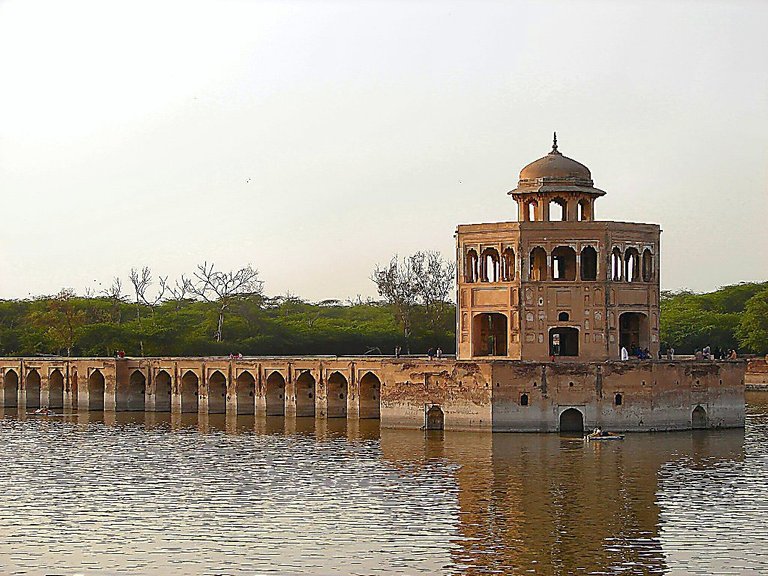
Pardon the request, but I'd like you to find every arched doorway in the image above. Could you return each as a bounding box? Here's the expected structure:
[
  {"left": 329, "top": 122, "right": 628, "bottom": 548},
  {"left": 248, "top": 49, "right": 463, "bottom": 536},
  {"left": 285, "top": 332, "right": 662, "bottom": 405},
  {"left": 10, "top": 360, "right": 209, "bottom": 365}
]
[
  {"left": 88, "top": 370, "right": 105, "bottom": 411},
  {"left": 26, "top": 369, "right": 41, "bottom": 409},
  {"left": 426, "top": 405, "right": 444, "bottom": 430},
  {"left": 550, "top": 327, "right": 579, "bottom": 357},
  {"left": 692, "top": 405, "right": 707, "bottom": 429},
  {"left": 326, "top": 372, "right": 348, "bottom": 418},
  {"left": 619, "top": 312, "right": 649, "bottom": 354},
  {"left": 208, "top": 371, "right": 227, "bottom": 414},
  {"left": 359, "top": 372, "right": 381, "bottom": 419},
  {"left": 235, "top": 371, "right": 255, "bottom": 415},
  {"left": 559, "top": 408, "right": 584, "bottom": 433},
  {"left": 180, "top": 371, "right": 199, "bottom": 413},
  {"left": 3, "top": 370, "right": 18, "bottom": 407},
  {"left": 472, "top": 313, "right": 508, "bottom": 356},
  {"left": 125, "top": 370, "right": 146, "bottom": 411},
  {"left": 295, "top": 372, "right": 316, "bottom": 417},
  {"left": 154, "top": 370, "right": 172, "bottom": 412},
  {"left": 265, "top": 371, "right": 286, "bottom": 416},
  {"left": 48, "top": 369, "right": 64, "bottom": 409}
]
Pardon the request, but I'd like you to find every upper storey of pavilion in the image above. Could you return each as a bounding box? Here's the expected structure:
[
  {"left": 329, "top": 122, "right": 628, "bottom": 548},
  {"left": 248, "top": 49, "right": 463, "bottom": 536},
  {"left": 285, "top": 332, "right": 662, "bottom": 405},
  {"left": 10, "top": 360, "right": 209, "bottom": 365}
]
[{"left": 508, "top": 134, "right": 607, "bottom": 223}]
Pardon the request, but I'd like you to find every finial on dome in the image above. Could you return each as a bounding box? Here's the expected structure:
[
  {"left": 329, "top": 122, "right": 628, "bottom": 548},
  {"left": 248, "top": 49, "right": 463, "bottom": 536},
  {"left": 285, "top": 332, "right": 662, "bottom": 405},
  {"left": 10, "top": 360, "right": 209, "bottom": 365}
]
[{"left": 551, "top": 132, "right": 560, "bottom": 154}]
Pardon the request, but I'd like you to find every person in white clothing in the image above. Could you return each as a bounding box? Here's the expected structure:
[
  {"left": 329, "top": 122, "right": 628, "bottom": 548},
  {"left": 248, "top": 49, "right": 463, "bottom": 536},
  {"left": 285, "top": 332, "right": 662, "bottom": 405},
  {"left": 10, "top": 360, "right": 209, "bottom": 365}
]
[{"left": 620, "top": 346, "right": 629, "bottom": 361}]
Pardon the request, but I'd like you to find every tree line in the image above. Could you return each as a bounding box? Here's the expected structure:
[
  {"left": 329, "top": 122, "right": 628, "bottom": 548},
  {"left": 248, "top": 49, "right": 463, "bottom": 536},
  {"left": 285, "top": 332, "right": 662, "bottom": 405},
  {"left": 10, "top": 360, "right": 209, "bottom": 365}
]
[{"left": 0, "top": 257, "right": 765, "bottom": 357}]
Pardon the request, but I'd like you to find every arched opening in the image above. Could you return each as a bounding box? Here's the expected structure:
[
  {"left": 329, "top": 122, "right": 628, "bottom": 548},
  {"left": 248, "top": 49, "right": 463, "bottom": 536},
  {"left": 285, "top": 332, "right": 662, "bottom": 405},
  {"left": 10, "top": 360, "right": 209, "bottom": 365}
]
[
  {"left": 125, "top": 370, "right": 146, "bottom": 411},
  {"left": 529, "top": 247, "right": 547, "bottom": 281},
  {"left": 465, "top": 249, "right": 478, "bottom": 283},
  {"left": 48, "top": 369, "right": 64, "bottom": 409},
  {"left": 624, "top": 248, "right": 640, "bottom": 282},
  {"left": 611, "top": 247, "right": 623, "bottom": 281},
  {"left": 359, "top": 372, "right": 381, "bottom": 419},
  {"left": 26, "top": 369, "right": 41, "bottom": 409},
  {"left": 550, "top": 327, "right": 579, "bottom": 357},
  {"left": 472, "top": 313, "right": 508, "bottom": 356},
  {"left": 692, "top": 405, "right": 707, "bottom": 429},
  {"left": 295, "top": 372, "right": 316, "bottom": 417},
  {"left": 526, "top": 200, "right": 538, "bottom": 222},
  {"left": 501, "top": 247, "right": 515, "bottom": 281},
  {"left": 642, "top": 249, "right": 654, "bottom": 282},
  {"left": 88, "top": 370, "right": 105, "bottom": 411},
  {"left": 619, "top": 312, "right": 649, "bottom": 355},
  {"left": 3, "top": 370, "right": 18, "bottom": 407},
  {"left": 520, "top": 393, "right": 529, "bottom": 406},
  {"left": 551, "top": 246, "right": 576, "bottom": 281},
  {"left": 326, "top": 371, "right": 348, "bottom": 418},
  {"left": 558, "top": 312, "right": 570, "bottom": 321},
  {"left": 480, "top": 248, "right": 500, "bottom": 282},
  {"left": 577, "top": 199, "right": 592, "bottom": 221},
  {"left": 154, "top": 370, "right": 172, "bottom": 412},
  {"left": 235, "top": 371, "right": 255, "bottom": 415},
  {"left": 615, "top": 393, "right": 623, "bottom": 406},
  {"left": 580, "top": 246, "right": 598, "bottom": 281},
  {"left": 548, "top": 198, "right": 567, "bottom": 222},
  {"left": 425, "top": 405, "right": 444, "bottom": 430},
  {"left": 265, "top": 371, "right": 286, "bottom": 416},
  {"left": 180, "top": 371, "right": 199, "bottom": 413},
  {"left": 559, "top": 408, "right": 584, "bottom": 433},
  {"left": 207, "top": 370, "right": 227, "bottom": 414}
]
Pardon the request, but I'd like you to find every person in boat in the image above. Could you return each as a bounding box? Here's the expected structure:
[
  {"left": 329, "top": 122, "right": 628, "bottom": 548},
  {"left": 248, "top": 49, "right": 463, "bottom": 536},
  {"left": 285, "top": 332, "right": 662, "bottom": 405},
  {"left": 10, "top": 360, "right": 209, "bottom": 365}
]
[{"left": 34, "top": 406, "right": 50, "bottom": 415}]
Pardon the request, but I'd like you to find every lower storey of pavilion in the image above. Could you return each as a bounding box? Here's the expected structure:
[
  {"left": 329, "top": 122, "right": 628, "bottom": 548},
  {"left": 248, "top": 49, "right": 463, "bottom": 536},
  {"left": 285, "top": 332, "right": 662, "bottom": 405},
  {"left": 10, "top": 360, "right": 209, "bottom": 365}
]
[{"left": 0, "top": 356, "right": 745, "bottom": 432}]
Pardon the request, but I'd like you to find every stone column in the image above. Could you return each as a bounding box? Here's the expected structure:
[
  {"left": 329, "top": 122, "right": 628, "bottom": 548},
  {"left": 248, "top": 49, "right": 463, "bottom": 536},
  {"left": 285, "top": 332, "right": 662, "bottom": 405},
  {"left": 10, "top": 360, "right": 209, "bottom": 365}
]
[
  {"left": 285, "top": 365, "right": 297, "bottom": 417},
  {"left": 347, "top": 365, "right": 360, "bottom": 420},
  {"left": 315, "top": 370, "right": 328, "bottom": 419}
]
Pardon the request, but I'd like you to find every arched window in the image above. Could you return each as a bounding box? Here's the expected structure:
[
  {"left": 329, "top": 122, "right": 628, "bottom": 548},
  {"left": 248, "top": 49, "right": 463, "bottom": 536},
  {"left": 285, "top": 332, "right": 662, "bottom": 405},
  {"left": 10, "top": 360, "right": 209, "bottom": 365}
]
[
  {"left": 520, "top": 393, "right": 529, "bottom": 406},
  {"left": 551, "top": 246, "right": 576, "bottom": 281},
  {"left": 611, "top": 248, "right": 623, "bottom": 281},
  {"left": 577, "top": 199, "right": 592, "bottom": 221},
  {"left": 465, "top": 249, "right": 478, "bottom": 283},
  {"left": 529, "top": 247, "right": 547, "bottom": 281},
  {"left": 526, "top": 200, "right": 538, "bottom": 222},
  {"left": 558, "top": 312, "right": 570, "bottom": 321},
  {"left": 580, "top": 246, "right": 598, "bottom": 281},
  {"left": 642, "top": 249, "right": 653, "bottom": 282},
  {"left": 480, "top": 248, "right": 500, "bottom": 282},
  {"left": 548, "top": 198, "right": 567, "bottom": 222},
  {"left": 501, "top": 247, "right": 515, "bottom": 281},
  {"left": 615, "top": 393, "right": 623, "bottom": 406},
  {"left": 624, "top": 248, "right": 640, "bottom": 282}
]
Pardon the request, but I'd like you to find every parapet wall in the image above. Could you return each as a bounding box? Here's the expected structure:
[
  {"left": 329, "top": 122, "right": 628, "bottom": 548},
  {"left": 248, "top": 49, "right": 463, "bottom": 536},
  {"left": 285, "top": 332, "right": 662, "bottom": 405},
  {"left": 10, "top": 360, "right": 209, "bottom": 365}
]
[{"left": 0, "top": 356, "right": 745, "bottom": 432}]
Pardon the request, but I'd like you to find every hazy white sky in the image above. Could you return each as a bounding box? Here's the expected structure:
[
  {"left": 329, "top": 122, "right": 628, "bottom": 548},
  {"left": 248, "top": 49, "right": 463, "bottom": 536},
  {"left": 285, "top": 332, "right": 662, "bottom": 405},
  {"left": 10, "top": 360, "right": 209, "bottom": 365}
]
[{"left": 0, "top": 0, "right": 765, "bottom": 302}]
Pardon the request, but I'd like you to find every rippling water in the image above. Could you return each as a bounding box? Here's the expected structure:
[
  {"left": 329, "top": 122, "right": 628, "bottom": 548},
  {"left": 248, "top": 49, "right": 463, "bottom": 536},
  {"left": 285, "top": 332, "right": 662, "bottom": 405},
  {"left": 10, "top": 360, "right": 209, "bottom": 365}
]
[{"left": 1, "top": 395, "right": 767, "bottom": 575}]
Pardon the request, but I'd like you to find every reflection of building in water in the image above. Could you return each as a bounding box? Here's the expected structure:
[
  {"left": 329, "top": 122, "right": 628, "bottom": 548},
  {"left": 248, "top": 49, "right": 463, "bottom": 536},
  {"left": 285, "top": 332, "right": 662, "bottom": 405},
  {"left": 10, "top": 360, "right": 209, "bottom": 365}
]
[
  {"left": 456, "top": 135, "right": 660, "bottom": 362},
  {"left": 379, "top": 428, "right": 744, "bottom": 574}
]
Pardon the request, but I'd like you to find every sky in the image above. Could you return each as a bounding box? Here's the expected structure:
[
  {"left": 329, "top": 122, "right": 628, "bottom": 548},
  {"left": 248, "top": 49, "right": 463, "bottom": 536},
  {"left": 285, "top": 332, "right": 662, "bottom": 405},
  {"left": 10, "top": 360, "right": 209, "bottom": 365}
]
[{"left": 0, "top": 0, "right": 765, "bottom": 302}]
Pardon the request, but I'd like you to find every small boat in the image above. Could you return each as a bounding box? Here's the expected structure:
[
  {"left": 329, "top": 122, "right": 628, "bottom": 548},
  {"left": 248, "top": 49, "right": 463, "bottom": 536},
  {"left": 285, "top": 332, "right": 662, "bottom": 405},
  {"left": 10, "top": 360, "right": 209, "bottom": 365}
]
[
  {"left": 27, "top": 410, "right": 58, "bottom": 417},
  {"left": 585, "top": 432, "right": 624, "bottom": 442}
]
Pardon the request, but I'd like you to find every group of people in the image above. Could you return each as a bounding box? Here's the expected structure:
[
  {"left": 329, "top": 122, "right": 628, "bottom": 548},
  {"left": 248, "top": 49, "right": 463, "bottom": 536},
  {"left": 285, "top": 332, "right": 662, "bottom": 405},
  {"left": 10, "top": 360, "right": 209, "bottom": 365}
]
[
  {"left": 620, "top": 345, "right": 652, "bottom": 360},
  {"left": 694, "top": 346, "right": 737, "bottom": 360}
]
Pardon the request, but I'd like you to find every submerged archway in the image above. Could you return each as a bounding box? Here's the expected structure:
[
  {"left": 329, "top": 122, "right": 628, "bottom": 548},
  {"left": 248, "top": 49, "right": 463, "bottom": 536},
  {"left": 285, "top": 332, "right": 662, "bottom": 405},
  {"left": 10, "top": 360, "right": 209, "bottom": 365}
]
[
  {"left": 207, "top": 371, "right": 227, "bottom": 414},
  {"left": 88, "top": 370, "right": 105, "bottom": 411},
  {"left": 154, "top": 370, "right": 172, "bottom": 412},
  {"left": 692, "top": 405, "right": 707, "bottom": 429},
  {"left": 426, "top": 405, "right": 444, "bottom": 430},
  {"left": 326, "top": 371, "right": 348, "bottom": 418},
  {"left": 48, "top": 369, "right": 64, "bottom": 409},
  {"left": 235, "top": 371, "right": 255, "bottom": 415},
  {"left": 26, "top": 369, "right": 41, "bottom": 409},
  {"left": 295, "top": 372, "right": 316, "bottom": 417},
  {"left": 180, "top": 371, "right": 199, "bottom": 413},
  {"left": 3, "top": 370, "right": 18, "bottom": 407},
  {"left": 559, "top": 408, "right": 584, "bottom": 433},
  {"left": 119, "top": 370, "right": 146, "bottom": 411},
  {"left": 265, "top": 371, "right": 286, "bottom": 416},
  {"left": 359, "top": 372, "right": 381, "bottom": 419}
]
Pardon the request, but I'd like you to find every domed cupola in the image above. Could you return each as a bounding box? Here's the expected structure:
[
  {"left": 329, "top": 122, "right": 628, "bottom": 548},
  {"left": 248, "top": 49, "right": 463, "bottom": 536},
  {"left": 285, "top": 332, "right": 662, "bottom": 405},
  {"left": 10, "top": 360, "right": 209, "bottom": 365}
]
[{"left": 509, "top": 134, "right": 605, "bottom": 222}]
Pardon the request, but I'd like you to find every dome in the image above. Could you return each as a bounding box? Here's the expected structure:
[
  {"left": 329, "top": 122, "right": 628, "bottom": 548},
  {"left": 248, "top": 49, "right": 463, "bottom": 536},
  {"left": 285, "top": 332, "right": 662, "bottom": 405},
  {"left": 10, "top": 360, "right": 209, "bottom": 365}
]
[
  {"left": 519, "top": 149, "right": 591, "bottom": 181},
  {"left": 509, "top": 134, "right": 605, "bottom": 197}
]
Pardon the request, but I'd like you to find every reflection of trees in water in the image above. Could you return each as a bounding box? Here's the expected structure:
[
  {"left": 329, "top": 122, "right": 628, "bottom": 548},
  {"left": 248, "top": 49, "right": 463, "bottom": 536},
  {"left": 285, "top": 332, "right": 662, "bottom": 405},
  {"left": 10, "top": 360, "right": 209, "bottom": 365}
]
[{"left": 379, "top": 429, "right": 744, "bottom": 575}]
